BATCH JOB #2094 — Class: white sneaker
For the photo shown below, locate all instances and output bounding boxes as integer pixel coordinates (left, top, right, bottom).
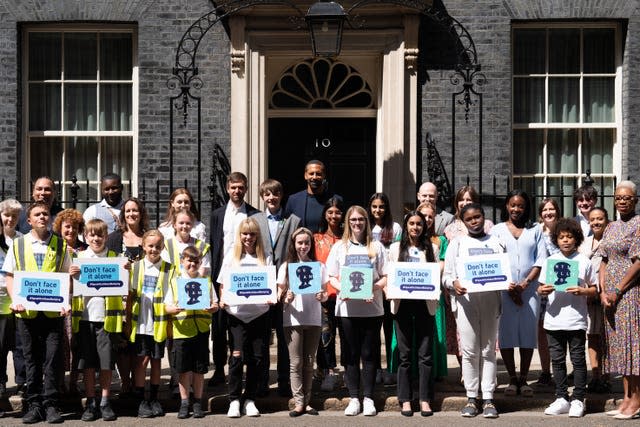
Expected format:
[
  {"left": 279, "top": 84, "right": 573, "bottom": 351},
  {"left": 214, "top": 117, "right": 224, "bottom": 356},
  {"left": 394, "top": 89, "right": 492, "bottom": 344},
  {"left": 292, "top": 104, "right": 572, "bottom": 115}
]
[
  {"left": 227, "top": 399, "right": 241, "bottom": 418},
  {"left": 243, "top": 399, "right": 260, "bottom": 417},
  {"left": 544, "top": 397, "right": 571, "bottom": 415},
  {"left": 362, "top": 397, "right": 377, "bottom": 416},
  {"left": 569, "top": 400, "right": 585, "bottom": 418},
  {"left": 344, "top": 398, "right": 361, "bottom": 416},
  {"left": 321, "top": 373, "right": 336, "bottom": 392}
]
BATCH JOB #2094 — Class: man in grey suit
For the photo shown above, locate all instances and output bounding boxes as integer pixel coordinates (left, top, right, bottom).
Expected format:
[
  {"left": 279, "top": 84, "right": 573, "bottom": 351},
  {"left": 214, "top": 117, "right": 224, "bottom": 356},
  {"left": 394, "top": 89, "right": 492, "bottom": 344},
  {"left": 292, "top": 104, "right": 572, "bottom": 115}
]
[
  {"left": 254, "top": 179, "right": 300, "bottom": 396},
  {"left": 417, "top": 181, "right": 454, "bottom": 235}
]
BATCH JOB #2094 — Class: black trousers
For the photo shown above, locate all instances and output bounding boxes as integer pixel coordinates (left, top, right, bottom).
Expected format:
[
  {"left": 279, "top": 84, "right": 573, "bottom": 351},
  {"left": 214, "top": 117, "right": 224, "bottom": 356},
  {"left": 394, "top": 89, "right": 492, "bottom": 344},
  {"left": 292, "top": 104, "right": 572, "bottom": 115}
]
[
  {"left": 13, "top": 318, "right": 26, "bottom": 384},
  {"left": 394, "top": 301, "right": 435, "bottom": 403},
  {"left": 227, "top": 312, "right": 270, "bottom": 401},
  {"left": 546, "top": 329, "right": 587, "bottom": 401},
  {"left": 211, "top": 308, "right": 228, "bottom": 373},
  {"left": 16, "top": 314, "right": 63, "bottom": 406},
  {"left": 340, "top": 316, "right": 383, "bottom": 398},
  {"left": 0, "top": 314, "right": 16, "bottom": 384},
  {"left": 259, "top": 304, "right": 290, "bottom": 389}
]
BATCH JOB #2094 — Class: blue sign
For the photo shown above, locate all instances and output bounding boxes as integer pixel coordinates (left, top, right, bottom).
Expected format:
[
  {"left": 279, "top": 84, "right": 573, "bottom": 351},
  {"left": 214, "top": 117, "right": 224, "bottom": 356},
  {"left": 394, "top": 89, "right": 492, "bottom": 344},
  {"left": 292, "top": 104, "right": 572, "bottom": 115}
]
[
  {"left": 225, "top": 266, "right": 277, "bottom": 305},
  {"left": 287, "top": 262, "right": 322, "bottom": 295},
  {"left": 387, "top": 262, "right": 441, "bottom": 300},
  {"left": 14, "top": 271, "right": 70, "bottom": 311},
  {"left": 456, "top": 253, "right": 512, "bottom": 292},
  {"left": 177, "top": 277, "right": 211, "bottom": 310},
  {"left": 73, "top": 257, "right": 129, "bottom": 296},
  {"left": 339, "top": 266, "right": 373, "bottom": 300}
]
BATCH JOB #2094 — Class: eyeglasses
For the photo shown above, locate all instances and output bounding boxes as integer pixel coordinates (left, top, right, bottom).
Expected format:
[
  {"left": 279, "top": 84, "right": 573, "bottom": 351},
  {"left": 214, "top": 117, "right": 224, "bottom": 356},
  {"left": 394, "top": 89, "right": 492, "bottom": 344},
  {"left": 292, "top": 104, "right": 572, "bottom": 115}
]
[
  {"left": 614, "top": 195, "right": 635, "bottom": 202},
  {"left": 349, "top": 217, "right": 366, "bottom": 223}
]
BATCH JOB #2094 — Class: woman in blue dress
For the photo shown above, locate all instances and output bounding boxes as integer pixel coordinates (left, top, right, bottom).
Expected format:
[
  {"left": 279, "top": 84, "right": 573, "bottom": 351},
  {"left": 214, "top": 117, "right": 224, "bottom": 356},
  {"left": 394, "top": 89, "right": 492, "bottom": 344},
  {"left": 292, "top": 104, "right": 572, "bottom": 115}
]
[{"left": 491, "top": 190, "right": 547, "bottom": 397}]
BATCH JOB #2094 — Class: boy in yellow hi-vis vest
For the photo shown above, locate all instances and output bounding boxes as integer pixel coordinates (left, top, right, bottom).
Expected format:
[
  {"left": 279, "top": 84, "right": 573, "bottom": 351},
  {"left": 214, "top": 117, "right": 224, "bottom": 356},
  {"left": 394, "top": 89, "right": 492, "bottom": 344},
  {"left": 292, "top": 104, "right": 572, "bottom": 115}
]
[
  {"left": 69, "top": 219, "right": 127, "bottom": 422},
  {"left": 165, "top": 246, "right": 218, "bottom": 419},
  {"left": 3, "top": 202, "right": 71, "bottom": 424},
  {"left": 125, "top": 230, "right": 176, "bottom": 418}
]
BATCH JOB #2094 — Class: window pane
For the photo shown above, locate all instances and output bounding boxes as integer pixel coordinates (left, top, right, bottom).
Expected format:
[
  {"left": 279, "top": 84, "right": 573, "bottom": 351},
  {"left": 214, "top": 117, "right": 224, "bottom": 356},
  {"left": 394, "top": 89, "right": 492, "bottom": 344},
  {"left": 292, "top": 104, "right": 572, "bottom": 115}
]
[
  {"left": 99, "top": 84, "right": 132, "bottom": 131},
  {"left": 64, "top": 33, "right": 97, "bottom": 80},
  {"left": 513, "top": 29, "right": 546, "bottom": 74},
  {"left": 584, "top": 77, "right": 614, "bottom": 123},
  {"left": 548, "top": 129, "right": 578, "bottom": 174},
  {"left": 549, "top": 78, "right": 579, "bottom": 122},
  {"left": 100, "top": 33, "right": 132, "bottom": 80},
  {"left": 66, "top": 137, "right": 98, "bottom": 182},
  {"left": 102, "top": 137, "right": 132, "bottom": 181},
  {"left": 584, "top": 28, "right": 615, "bottom": 73},
  {"left": 513, "top": 78, "right": 544, "bottom": 123},
  {"left": 513, "top": 129, "right": 543, "bottom": 174},
  {"left": 549, "top": 29, "right": 580, "bottom": 74},
  {"left": 582, "top": 129, "right": 614, "bottom": 174},
  {"left": 29, "top": 33, "right": 61, "bottom": 80},
  {"left": 29, "top": 84, "right": 61, "bottom": 130},
  {"left": 547, "top": 177, "right": 576, "bottom": 216},
  {"left": 64, "top": 84, "right": 97, "bottom": 130},
  {"left": 30, "top": 137, "right": 63, "bottom": 180}
]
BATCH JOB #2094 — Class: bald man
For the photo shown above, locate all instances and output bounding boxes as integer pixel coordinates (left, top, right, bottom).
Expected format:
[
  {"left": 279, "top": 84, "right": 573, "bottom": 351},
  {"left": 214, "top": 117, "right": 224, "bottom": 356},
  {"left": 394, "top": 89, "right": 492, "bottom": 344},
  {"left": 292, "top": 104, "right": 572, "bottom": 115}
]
[{"left": 417, "top": 181, "right": 454, "bottom": 235}]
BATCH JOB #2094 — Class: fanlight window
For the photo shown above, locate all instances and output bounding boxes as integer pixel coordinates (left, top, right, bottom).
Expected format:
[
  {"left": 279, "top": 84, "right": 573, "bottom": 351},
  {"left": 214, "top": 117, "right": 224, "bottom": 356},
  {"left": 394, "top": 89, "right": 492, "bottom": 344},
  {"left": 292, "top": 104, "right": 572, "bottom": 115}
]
[{"left": 270, "top": 58, "right": 374, "bottom": 109}]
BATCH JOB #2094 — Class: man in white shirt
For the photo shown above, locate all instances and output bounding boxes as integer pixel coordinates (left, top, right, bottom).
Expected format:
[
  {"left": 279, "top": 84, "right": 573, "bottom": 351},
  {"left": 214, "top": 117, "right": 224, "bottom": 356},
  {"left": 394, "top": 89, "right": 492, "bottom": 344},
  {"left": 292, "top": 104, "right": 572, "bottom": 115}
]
[
  {"left": 417, "top": 181, "right": 454, "bottom": 235},
  {"left": 573, "top": 186, "right": 597, "bottom": 238},
  {"left": 83, "top": 174, "right": 125, "bottom": 234}
]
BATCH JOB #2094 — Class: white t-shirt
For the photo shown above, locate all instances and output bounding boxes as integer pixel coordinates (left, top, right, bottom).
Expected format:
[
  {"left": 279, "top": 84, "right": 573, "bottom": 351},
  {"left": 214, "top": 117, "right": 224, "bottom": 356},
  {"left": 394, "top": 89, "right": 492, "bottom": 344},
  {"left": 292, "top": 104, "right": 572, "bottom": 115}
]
[
  {"left": 2, "top": 232, "right": 72, "bottom": 274},
  {"left": 217, "top": 253, "right": 272, "bottom": 323},
  {"left": 77, "top": 248, "right": 109, "bottom": 322},
  {"left": 130, "top": 258, "right": 167, "bottom": 336},
  {"left": 542, "top": 251, "right": 596, "bottom": 331},
  {"left": 277, "top": 261, "right": 327, "bottom": 327},
  {"left": 371, "top": 222, "right": 402, "bottom": 249},
  {"left": 326, "top": 240, "right": 387, "bottom": 318},
  {"left": 158, "top": 221, "right": 207, "bottom": 243}
]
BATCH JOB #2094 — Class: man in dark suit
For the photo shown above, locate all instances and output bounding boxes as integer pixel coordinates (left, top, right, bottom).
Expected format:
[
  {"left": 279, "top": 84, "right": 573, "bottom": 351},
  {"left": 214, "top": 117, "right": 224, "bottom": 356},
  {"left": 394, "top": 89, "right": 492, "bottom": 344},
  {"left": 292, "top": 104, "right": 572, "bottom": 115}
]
[
  {"left": 253, "top": 179, "right": 300, "bottom": 396},
  {"left": 284, "top": 160, "right": 342, "bottom": 233},
  {"left": 208, "top": 172, "right": 270, "bottom": 386}
]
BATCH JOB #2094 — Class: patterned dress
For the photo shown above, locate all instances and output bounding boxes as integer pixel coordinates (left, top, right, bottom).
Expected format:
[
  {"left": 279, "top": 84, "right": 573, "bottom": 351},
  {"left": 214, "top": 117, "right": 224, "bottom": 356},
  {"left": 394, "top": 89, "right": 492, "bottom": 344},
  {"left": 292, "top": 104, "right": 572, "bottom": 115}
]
[{"left": 598, "top": 215, "right": 640, "bottom": 376}]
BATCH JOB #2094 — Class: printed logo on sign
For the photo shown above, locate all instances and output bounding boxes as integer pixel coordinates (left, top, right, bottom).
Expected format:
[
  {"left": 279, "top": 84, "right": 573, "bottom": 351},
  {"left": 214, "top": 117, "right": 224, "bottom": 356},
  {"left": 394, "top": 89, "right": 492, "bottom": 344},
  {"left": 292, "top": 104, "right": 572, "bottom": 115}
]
[
  {"left": 231, "top": 272, "right": 273, "bottom": 298},
  {"left": 20, "top": 278, "right": 63, "bottom": 304},
  {"left": 395, "top": 269, "right": 436, "bottom": 293},
  {"left": 465, "top": 260, "right": 507, "bottom": 285},
  {"left": 81, "top": 264, "right": 124, "bottom": 290}
]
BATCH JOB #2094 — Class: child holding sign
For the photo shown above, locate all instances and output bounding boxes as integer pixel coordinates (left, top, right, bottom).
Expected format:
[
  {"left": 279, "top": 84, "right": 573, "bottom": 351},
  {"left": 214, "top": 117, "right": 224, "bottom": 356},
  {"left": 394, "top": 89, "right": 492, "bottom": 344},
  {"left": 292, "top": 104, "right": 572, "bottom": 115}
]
[
  {"left": 277, "top": 227, "right": 327, "bottom": 417},
  {"left": 125, "top": 230, "right": 177, "bottom": 418},
  {"left": 538, "top": 218, "right": 596, "bottom": 418},
  {"left": 3, "top": 201, "right": 71, "bottom": 424},
  {"left": 164, "top": 246, "right": 219, "bottom": 419},
  {"left": 387, "top": 210, "right": 438, "bottom": 417},
  {"left": 326, "top": 205, "right": 387, "bottom": 417},
  {"left": 218, "top": 217, "right": 273, "bottom": 418},
  {"left": 443, "top": 203, "right": 504, "bottom": 418},
  {"left": 69, "top": 219, "right": 126, "bottom": 421}
]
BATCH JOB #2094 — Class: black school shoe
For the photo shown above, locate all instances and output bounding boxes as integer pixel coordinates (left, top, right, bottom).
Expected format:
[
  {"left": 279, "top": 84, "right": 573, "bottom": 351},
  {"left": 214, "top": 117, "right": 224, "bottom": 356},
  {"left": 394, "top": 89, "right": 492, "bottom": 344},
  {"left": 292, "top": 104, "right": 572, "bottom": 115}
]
[
  {"left": 177, "top": 402, "right": 190, "bottom": 419},
  {"left": 81, "top": 401, "right": 100, "bottom": 422},
  {"left": 192, "top": 402, "right": 205, "bottom": 418},
  {"left": 45, "top": 406, "right": 64, "bottom": 424},
  {"left": 100, "top": 402, "right": 117, "bottom": 422},
  {"left": 22, "top": 405, "right": 44, "bottom": 424},
  {"left": 137, "top": 400, "right": 154, "bottom": 418}
]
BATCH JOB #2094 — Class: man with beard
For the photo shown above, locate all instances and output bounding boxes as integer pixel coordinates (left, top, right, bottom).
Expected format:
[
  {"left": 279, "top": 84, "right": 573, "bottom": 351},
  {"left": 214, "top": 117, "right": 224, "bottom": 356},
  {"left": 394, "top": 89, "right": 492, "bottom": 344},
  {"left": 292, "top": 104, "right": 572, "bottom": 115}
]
[
  {"left": 284, "top": 160, "right": 342, "bottom": 233},
  {"left": 83, "top": 174, "right": 125, "bottom": 234}
]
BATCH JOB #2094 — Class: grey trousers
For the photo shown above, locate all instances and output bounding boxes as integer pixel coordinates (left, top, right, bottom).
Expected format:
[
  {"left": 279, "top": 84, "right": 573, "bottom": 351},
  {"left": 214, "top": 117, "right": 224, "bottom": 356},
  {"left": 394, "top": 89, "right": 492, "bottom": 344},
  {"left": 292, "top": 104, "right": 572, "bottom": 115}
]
[{"left": 284, "top": 325, "right": 321, "bottom": 407}]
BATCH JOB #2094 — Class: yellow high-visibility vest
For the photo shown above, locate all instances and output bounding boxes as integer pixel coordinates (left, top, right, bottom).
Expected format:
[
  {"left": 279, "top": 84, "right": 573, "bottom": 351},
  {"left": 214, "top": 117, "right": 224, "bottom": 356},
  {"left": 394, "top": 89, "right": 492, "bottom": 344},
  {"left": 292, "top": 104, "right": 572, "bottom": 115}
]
[
  {"left": 129, "top": 260, "right": 175, "bottom": 343},
  {"left": 169, "top": 275, "right": 212, "bottom": 339},
  {"left": 164, "top": 238, "right": 210, "bottom": 266}
]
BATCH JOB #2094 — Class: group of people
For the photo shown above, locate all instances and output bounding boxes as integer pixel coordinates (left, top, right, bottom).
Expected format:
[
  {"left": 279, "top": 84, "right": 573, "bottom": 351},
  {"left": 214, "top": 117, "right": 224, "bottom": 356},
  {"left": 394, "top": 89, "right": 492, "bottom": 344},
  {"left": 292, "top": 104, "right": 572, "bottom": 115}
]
[{"left": 0, "top": 162, "right": 638, "bottom": 423}]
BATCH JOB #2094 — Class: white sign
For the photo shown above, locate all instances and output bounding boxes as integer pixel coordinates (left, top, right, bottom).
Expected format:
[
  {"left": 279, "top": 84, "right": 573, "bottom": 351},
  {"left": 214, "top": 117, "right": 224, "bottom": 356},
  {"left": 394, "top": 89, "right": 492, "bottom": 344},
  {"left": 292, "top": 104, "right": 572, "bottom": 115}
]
[
  {"left": 73, "top": 257, "right": 130, "bottom": 296},
  {"left": 455, "top": 252, "right": 512, "bottom": 292},
  {"left": 223, "top": 265, "right": 277, "bottom": 305},
  {"left": 14, "top": 271, "right": 70, "bottom": 312},
  {"left": 386, "top": 262, "right": 441, "bottom": 300}
]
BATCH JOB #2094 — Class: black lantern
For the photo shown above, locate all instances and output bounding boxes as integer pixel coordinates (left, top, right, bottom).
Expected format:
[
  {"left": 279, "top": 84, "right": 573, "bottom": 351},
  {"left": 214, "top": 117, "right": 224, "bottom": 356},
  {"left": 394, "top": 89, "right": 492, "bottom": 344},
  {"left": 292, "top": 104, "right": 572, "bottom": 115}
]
[{"left": 305, "top": 1, "right": 347, "bottom": 57}]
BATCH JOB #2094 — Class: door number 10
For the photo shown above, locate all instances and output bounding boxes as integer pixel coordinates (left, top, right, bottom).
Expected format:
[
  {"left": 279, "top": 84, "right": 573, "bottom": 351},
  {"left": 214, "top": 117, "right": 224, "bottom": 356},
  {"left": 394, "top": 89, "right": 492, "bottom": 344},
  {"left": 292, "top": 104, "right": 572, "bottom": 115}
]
[{"left": 315, "top": 138, "right": 331, "bottom": 148}]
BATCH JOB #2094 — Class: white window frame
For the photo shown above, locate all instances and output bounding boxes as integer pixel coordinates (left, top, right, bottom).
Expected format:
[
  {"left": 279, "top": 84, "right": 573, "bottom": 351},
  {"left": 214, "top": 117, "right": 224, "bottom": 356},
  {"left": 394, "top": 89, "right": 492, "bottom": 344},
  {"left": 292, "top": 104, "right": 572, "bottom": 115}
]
[
  {"left": 511, "top": 22, "right": 622, "bottom": 209},
  {"left": 21, "top": 23, "right": 138, "bottom": 203}
]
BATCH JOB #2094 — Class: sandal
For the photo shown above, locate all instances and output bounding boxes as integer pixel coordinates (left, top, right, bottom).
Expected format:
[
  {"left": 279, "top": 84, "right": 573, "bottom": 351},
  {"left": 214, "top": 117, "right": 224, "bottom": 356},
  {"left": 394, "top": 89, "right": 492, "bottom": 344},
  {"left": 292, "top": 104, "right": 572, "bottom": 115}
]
[
  {"left": 520, "top": 376, "right": 533, "bottom": 397},
  {"left": 504, "top": 377, "right": 518, "bottom": 396}
]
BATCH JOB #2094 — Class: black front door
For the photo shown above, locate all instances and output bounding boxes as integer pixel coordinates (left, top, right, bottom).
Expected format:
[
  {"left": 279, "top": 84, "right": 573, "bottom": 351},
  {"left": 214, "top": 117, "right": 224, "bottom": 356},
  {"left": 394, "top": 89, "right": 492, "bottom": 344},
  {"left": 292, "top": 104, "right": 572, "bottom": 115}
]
[{"left": 268, "top": 117, "right": 376, "bottom": 208}]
